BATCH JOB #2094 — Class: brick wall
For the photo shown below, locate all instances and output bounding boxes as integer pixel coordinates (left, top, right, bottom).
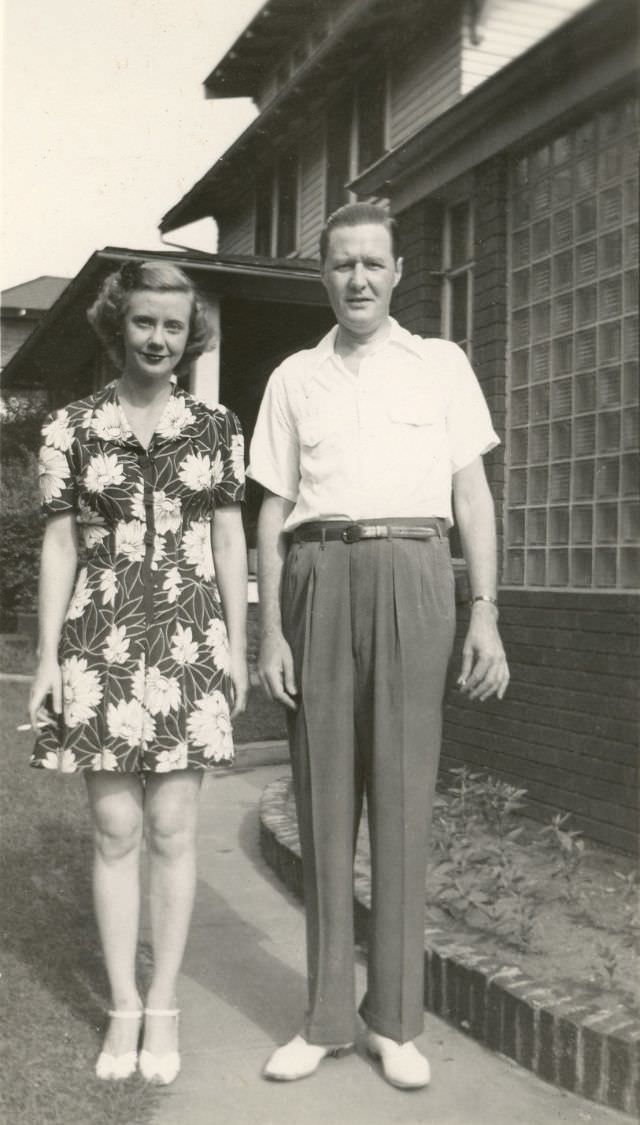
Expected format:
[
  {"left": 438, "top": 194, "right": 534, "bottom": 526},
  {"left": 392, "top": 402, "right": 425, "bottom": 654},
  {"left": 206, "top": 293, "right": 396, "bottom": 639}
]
[{"left": 442, "top": 590, "right": 639, "bottom": 853}]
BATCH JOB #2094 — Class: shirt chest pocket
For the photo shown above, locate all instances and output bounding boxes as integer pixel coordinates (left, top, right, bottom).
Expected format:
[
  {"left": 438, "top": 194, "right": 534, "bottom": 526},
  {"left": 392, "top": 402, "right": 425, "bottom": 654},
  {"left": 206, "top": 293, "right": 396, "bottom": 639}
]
[
  {"left": 299, "top": 407, "right": 347, "bottom": 448},
  {"left": 389, "top": 393, "right": 437, "bottom": 428}
]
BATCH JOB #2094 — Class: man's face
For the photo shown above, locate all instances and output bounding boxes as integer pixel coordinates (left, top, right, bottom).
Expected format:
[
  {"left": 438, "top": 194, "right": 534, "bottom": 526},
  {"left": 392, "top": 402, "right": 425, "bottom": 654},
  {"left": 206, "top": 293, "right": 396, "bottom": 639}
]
[{"left": 321, "top": 222, "right": 403, "bottom": 340}]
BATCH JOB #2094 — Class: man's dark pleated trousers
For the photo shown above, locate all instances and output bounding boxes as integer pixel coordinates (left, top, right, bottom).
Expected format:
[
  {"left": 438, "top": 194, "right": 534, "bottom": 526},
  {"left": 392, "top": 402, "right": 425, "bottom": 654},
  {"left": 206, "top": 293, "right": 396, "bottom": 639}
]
[{"left": 282, "top": 534, "right": 456, "bottom": 1046}]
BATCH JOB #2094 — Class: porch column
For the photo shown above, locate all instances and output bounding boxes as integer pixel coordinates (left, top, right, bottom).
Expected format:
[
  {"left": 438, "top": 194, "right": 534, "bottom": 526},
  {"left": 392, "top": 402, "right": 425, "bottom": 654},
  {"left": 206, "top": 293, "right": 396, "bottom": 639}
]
[{"left": 189, "top": 295, "right": 220, "bottom": 406}]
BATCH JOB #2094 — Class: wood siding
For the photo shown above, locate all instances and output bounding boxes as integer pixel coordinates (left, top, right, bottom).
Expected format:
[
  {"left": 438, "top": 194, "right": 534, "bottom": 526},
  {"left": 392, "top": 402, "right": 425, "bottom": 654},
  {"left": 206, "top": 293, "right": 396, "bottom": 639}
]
[
  {"left": 461, "top": 0, "right": 593, "bottom": 96},
  {"left": 298, "top": 126, "right": 326, "bottom": 258},
  {"left": 389, "top": 16, "right": 461, "bottom": 148},
  {"left": 217, "top": 195, "right": 255, "bottom": 257}
]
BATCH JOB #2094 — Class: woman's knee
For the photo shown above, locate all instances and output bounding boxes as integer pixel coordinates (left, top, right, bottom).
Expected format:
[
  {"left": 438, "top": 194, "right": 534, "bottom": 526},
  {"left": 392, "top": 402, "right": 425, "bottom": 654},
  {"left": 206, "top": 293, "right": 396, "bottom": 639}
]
[
  {"left": 86, "top": 774, "right": 143, "bottom": 863},
  {"left": 93, "top": 815, "right": 142, "bottom": 863},
  {"left": 145, "top": 772, "right": 201, "bottom": 861}
]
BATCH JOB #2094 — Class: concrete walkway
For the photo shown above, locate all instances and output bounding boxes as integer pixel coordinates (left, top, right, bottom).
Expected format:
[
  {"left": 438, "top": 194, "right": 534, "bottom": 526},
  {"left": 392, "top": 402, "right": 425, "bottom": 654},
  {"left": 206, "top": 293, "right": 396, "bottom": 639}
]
[{"left": 150, "top": 751, "right": 628, "bottom": 1125}]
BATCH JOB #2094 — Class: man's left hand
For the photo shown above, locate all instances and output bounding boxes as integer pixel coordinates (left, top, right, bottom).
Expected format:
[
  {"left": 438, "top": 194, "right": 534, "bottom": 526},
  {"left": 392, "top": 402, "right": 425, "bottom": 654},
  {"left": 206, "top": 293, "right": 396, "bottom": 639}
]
[{"left": 457, "top": 604, "right": 509, "bottom": 702}]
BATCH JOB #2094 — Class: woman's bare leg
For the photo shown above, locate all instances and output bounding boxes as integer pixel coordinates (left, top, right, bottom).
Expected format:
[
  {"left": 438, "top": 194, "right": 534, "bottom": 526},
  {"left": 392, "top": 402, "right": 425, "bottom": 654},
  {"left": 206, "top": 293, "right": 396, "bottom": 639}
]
[
  {"left": 142, "top": 769, "right": 202, "bottom": 1055},
  {"left": 85, "top": 772, "right": 144, "bottom": 1056}
]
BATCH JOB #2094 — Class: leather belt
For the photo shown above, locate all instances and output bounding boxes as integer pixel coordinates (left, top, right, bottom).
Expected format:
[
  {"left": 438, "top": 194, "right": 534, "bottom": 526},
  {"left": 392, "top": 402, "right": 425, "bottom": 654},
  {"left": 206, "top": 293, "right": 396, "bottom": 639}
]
[{"left": 291, "top": 518, "right": 447, "bottom": 544}]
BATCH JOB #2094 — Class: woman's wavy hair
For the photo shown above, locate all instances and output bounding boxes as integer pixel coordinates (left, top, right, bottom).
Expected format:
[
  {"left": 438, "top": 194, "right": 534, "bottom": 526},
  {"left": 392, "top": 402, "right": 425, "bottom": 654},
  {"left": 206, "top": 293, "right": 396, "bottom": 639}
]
[{"left": 86, "top": 259, "right": 216, "bottom": 376}]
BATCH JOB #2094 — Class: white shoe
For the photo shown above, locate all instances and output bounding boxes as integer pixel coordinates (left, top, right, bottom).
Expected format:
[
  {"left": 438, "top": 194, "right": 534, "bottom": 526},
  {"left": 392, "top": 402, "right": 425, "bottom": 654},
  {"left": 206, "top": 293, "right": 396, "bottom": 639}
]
[
  {"left": 138, "top": 1008, "right": 180, "bottom": 1086},
  {"left": 263, "top": 1033, "right": 353, "bottom": 1081},
  {"left": 95, "top": 1009, "right": 142, "bottom": 1081},
  {"left": 365, "top": 1029, "right": 430, "bottom": 1089}
]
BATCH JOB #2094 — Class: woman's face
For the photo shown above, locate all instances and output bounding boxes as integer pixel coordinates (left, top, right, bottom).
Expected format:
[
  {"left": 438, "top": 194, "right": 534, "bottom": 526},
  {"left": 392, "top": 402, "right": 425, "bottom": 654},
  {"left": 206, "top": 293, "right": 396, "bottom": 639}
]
[{"left": 121, "top": 289, "right": 192, "bottom": 382}]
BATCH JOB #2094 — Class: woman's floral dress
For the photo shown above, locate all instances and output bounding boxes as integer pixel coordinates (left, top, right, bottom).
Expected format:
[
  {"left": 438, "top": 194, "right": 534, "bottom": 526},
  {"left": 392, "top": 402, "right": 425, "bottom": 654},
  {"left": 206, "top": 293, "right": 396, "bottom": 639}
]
[{"left": 31, "top": 381, "right": 245, "bottom": 774}]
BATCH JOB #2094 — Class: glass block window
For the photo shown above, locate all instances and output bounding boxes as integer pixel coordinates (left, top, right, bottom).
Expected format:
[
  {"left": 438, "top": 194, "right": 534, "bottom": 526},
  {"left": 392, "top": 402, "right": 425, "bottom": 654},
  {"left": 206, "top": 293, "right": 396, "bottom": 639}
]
[
  {"left": 506, "top": 97, "right": 639, "bottom": 590},
  {"left": 442, "top": 200, "right": 474, "bottom": 355}
]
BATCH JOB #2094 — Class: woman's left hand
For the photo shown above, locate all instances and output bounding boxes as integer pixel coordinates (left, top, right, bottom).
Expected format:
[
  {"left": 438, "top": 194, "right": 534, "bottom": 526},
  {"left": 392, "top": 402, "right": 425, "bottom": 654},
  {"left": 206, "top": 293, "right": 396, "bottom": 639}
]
[{"left": 229, "top": 650, "right": 249, "bottom": 718}]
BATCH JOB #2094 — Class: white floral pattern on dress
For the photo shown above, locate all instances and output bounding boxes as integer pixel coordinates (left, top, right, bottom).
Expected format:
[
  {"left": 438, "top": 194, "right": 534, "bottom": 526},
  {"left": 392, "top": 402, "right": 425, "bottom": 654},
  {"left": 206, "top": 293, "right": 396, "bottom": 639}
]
[
  {"left": 178, "top": 452, "right": 211, "bottom": 492},
  {"left": 205, "top": 618, "right": 231, "bottom": 673},
  {"left": 187, "top": 691, "right": 233, "bottom": 762},
  {"left": 170, "top": 623, "right": 199, "bottom": 665},
  {"left": 115, "top": 519, "right": 146, "bottom": 562},
  {"left": 66, "top": 568, "right": 92, "bottom": 620},
  {"left": 155, "top": 743, "right": 189, "bottom": 772},
  {"left": 163, "top": 567, "right": 182, "bottom": 604},
  {"left": 85, "top": 452, "right": 125, "bottom": 494},
  {"left": 230, "top": 434, "right": 245, "bottom": 483},
  {"left": 91, "top": 402, "right": 132, "bottom": 444},
  {"left": 103, "top": 625, "right": 130, "bottom": 664},
  {"left": 107, "top": 698, "right": 155, "bottom": 748},
  {"left": 154, "top": 492, "right": 182, "bottom": 534},
  {"left": 42, "top": 409, "right": 73, "bottom": 452},
  {"left": 33, "top": 383, "right": 244, "bottom": 774},
  {"left": 99, "top": 569, "right": 117, "bottom": 607},
  {"left": 144, "top": 666, "right": 181, "bottom": 716},
  {"left": 181, "top": 519, "right": 214, "bottom": 580},
  {"left": 62, "top": 656, "right": 103, "bottom": 728},
  {"left": 38, "top": 445, "right": 70, "bottom": 502},
  {"left": 157, "top": 397, "right": 195, "bottom": 439}
]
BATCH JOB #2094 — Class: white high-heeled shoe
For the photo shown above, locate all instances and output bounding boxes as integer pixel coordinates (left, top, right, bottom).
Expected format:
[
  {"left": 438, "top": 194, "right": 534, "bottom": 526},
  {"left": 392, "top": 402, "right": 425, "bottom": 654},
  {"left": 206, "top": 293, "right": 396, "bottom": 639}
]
[
  {"left": 95, "top": 1009, "right": 143, "bottom": 1081},
  {"left": 138, "top": 1008, "right": 181, "bottom": 1086}
]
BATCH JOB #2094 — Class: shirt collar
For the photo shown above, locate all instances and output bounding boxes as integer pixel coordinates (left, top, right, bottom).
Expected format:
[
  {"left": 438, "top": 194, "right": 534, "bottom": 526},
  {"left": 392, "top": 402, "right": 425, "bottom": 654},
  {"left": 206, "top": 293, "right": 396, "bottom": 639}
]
[{"left": 313, "top": 317, "right": 425, "bottom": 368}]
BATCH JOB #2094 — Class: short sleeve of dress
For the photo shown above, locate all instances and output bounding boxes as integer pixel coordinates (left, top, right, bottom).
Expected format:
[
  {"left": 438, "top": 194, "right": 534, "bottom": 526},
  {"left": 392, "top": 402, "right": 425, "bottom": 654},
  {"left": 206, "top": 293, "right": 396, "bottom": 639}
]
[
  {"left": 444, "top": 344, "right": 500, "bottom": 472},
  {"left": 247, "top": 366, "right": 300, "bottom": 501},
  {"left": 37, "top": 407, "right": 79, "bottom": 517},
  {"left": 212, "top": 408, "right": 246, "bottom": 506}
]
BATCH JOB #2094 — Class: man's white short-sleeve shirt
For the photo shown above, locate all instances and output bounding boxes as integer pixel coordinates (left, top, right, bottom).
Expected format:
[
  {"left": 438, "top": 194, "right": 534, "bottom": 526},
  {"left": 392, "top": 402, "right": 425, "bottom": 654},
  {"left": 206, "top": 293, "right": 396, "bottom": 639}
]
[{"left": 248, "top": 318, "right": 499, "bottom": 531}]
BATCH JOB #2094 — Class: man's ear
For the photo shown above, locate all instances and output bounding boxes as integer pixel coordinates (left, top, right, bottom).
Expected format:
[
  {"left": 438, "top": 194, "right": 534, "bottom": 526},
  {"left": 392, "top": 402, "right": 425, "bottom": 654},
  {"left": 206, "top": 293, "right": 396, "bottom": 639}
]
[{"left": 393, "top": 256, "right": 404, "bottom": 288}]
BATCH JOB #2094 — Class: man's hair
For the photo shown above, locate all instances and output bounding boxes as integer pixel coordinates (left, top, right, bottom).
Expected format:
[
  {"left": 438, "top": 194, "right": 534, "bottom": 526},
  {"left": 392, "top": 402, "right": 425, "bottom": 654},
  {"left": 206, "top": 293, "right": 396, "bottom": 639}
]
[
  {"left": 86, "top": 260, "right": 216, "bottom": 375},
  {"left": 319, "top": 202, "right": 399, "bottom": 263}
]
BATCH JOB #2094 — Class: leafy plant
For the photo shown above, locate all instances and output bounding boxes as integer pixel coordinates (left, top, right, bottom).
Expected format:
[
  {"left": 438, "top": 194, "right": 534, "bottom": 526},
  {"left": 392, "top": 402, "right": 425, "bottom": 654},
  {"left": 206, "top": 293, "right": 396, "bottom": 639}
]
[{"left": 541, "top": 813, "right": 586, "bottom": 901}]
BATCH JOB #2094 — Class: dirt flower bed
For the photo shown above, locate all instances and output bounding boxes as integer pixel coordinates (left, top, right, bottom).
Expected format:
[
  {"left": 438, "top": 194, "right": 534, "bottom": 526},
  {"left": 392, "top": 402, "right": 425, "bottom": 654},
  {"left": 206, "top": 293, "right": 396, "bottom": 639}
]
[{"left": 356, "top": 768, "right": 639, "bottom": 1019}]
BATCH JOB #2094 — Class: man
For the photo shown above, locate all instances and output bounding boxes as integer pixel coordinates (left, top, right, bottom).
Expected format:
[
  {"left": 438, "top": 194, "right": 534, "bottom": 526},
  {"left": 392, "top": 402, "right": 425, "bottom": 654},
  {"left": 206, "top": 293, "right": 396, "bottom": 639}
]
[{"left": 249, "top": 202, "right": 508, "bottom": 1089}]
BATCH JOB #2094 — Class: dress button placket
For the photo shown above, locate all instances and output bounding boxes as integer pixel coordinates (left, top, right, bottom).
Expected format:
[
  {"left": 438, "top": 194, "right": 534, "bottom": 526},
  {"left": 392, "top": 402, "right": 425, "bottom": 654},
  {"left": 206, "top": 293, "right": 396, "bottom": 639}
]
[{"left": 139, "top": 450, "right": 156, "bottom": 624}]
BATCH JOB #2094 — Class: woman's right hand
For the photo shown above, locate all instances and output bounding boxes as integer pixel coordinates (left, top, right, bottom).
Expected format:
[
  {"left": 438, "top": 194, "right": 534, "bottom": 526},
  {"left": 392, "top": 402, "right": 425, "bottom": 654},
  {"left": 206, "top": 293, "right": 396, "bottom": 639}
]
[{"left": 29, "top": 657, "right": 62, "bottom": 732}]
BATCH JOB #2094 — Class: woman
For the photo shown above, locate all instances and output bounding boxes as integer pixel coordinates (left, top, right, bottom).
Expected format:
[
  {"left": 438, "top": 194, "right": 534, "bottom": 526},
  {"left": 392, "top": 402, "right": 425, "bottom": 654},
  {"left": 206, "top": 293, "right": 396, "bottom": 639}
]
[{"left": 29, "top": 260, "right": 248, "bottom": 1085}]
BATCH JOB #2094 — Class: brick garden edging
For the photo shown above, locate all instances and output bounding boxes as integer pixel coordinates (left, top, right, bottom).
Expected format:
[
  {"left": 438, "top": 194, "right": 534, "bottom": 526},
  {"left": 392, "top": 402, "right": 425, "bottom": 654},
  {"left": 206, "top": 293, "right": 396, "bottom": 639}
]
[{"left": 259, "top": 775, "right": 639, "bottom": 1118}]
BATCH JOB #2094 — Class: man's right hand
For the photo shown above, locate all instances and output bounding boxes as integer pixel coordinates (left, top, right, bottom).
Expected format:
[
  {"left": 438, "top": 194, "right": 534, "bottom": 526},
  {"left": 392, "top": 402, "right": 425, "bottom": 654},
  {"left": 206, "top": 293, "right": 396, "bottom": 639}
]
[{"left": 258, "top": 629, "right": 298, "bottom": 710}]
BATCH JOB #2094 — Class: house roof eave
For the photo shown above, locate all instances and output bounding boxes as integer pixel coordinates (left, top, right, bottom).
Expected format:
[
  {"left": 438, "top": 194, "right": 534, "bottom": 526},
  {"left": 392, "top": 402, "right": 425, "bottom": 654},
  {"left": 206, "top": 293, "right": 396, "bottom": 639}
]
[
  {"left": 350, "top": 0, "right": 639, "bottom": 200},
  {"left": 1, "top": 247, "right": 326, "bottom": 391},
  {"left": 160, "top": 0, "right": 443, "bottom": 233}
]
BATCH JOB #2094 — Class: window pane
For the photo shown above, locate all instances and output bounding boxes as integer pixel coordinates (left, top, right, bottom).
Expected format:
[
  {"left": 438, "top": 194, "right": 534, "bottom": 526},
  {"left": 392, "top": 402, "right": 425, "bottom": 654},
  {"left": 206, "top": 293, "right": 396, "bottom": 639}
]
[
  {"left": 325, "top": 100, "right": 351, "bottom": 216},
  {"left": 529, "top": 465, "right": 549, "bottom": 503},
  {"left": 450, "top": 202, "right": 471, "bottom": 268},
  {"left": 595, "top": 504, "right": 618, "bottom": 542},
  {"left": 549, "top": 508, "right": 569, "bottom": 543},
  {"left": 255, "top": 176, "right": 273, "bottom": 256},
  {"left": 277, "top": 151, "right": 298, "bottom": 256},
  {"left": 505, "top": 550, "right": 525, "bottom": 584},
  {"left": 451, "top": 272, "right": 469, "bottom": 343},
  {"left": 621, "top": 548, "right": 640, "bottom": 588},
  {"left": 510, "top": 468, "right": 527, "bottom": 504},
  {"left": 549, "top": 549, "right": 569, "bottom": 585},
  {"left": 357, "top": 69, "right": 386, "bottom": 172}
]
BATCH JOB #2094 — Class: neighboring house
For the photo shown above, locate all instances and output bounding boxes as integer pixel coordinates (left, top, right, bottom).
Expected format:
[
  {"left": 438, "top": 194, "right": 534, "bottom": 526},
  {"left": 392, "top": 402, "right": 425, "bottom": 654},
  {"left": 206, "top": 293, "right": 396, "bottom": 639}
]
[
  {"left": 1, "top": 276, "right": 69, "bottom": 369},
  {"left": 160, "top": 0, "right": 639, "bottom": 851}
]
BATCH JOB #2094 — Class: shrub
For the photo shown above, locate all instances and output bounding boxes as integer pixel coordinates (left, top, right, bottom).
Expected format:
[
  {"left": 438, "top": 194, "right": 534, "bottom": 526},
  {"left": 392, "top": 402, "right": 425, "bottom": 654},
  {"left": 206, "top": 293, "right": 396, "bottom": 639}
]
[{"left": 1, "top": 412, "right": 43, "bottom": 625}]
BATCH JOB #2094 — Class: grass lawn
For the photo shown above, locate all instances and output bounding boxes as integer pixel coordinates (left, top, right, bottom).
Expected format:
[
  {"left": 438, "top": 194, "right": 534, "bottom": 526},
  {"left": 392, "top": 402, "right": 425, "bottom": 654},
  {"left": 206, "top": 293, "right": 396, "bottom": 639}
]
[
  {"left": 0, "top": 667, "right": 286, "bottom": 1125},
  {"left": 1, "top": 681, "right": 158, "bottom": 1125}
]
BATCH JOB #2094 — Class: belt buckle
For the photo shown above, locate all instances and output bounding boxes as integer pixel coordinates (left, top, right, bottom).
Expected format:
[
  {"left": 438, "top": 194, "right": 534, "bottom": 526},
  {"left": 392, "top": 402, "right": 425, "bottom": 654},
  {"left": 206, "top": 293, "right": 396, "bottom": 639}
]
[{"left": 342, "top": 523, "right": 363, "bottom": 543}]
